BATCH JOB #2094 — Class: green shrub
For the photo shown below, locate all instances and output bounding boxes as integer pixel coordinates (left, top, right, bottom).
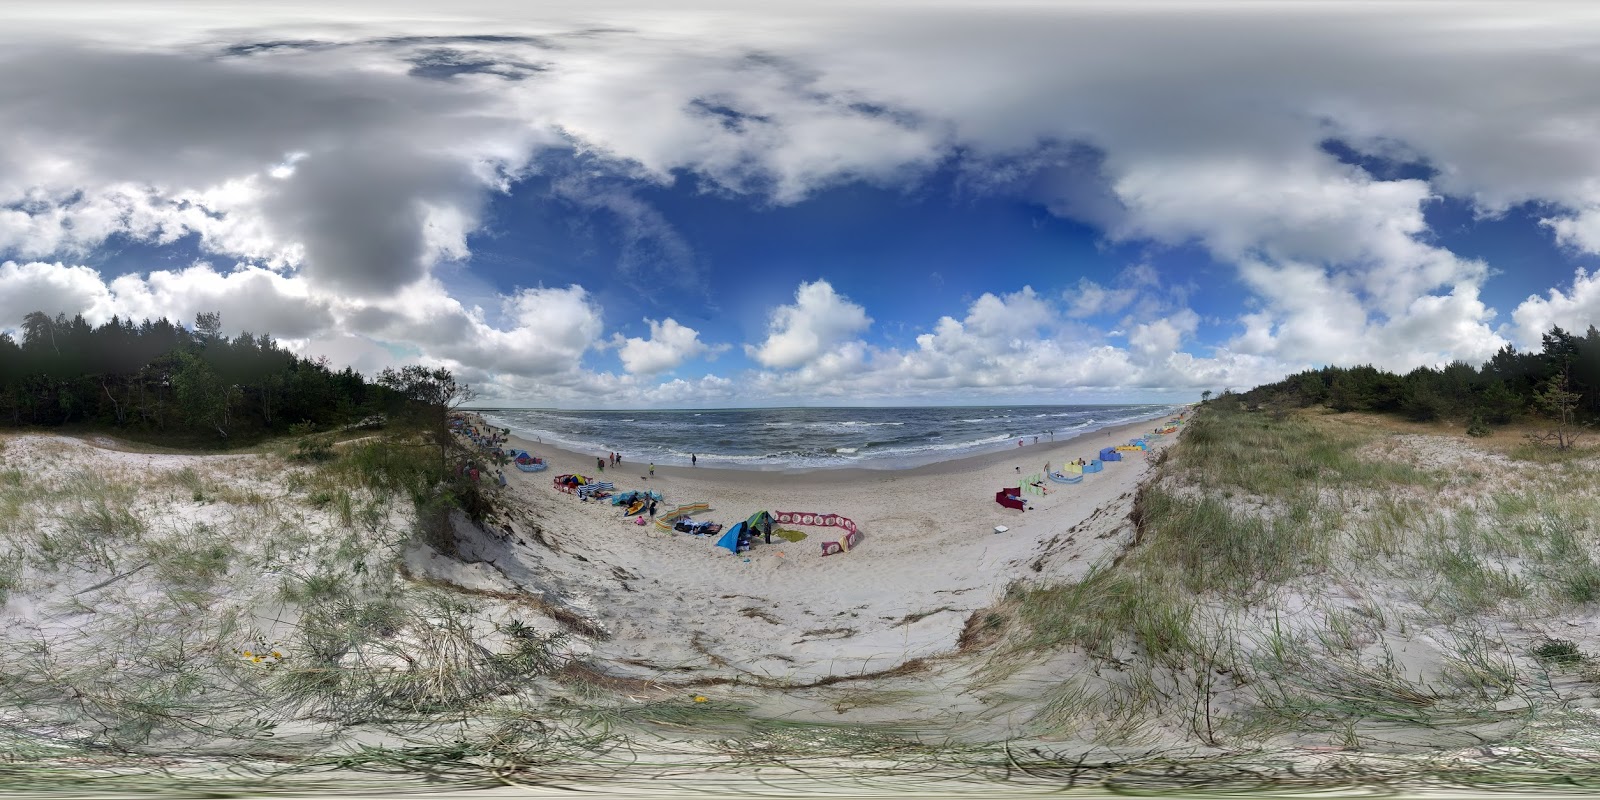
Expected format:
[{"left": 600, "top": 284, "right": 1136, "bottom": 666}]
[
  {"left": 293, "top": 435, "right": 335, "bottom": 463},
  {"left": 1466, "top": 413, "right": 1491, "bottom": 437}
]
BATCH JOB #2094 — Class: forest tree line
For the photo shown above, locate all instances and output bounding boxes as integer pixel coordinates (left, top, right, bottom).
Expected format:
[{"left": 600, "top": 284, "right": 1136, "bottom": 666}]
[
  {"left": 1231, "top": 325, "right": 1600, "bottom": 432},
  {"left": 0, "top": 310, "right": 452, "bottom": 443}
]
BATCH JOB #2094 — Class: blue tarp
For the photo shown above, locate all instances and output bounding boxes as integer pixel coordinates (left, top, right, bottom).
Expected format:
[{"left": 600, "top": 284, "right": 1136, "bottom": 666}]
[
  {"left": 715, "top": 521, "right": 747, "bottom": 554},
  {"left": 1099, "top": 447, "right": 1121, "bottom": 461}
]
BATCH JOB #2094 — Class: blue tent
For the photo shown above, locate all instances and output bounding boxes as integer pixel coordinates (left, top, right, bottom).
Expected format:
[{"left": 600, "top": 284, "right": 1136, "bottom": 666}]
[
  {"left": 715, "top": 521, "right": 748, "bottom": 554},
  {"left": 1099, "top": 447, "right": 1121, "bottom": 462}
]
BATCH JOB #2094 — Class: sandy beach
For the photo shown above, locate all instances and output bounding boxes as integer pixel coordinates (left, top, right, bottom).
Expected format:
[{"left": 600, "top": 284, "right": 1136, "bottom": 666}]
[{"left": 418, "top": 413, "right": 1184, "bottom": 686}]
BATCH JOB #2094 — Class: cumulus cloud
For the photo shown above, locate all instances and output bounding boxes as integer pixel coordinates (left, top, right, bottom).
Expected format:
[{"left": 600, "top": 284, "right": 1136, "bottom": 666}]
[
  {"left": 1511, "top": 268, "right": 1600, "bottom": 349},
  {"left": 8, "top": 3, "right": 1600, "bottom": 402},
  {"left": 0, "top": 261, "right": 115, "bottom": 328},
  {"left": 0, "top": 42, "right": 545, "bottom": 297},
  {"left": 615, "top": 317, "right": 715, "bottom": 375},
  {"left": 746, "top": 280, "right": 872, "bottom": 370}
]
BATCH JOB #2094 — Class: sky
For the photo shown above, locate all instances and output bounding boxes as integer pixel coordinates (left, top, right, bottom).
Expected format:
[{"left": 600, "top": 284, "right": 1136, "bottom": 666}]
[{"left": 4, "top": 1, "right": 1600, "bottom": 408}]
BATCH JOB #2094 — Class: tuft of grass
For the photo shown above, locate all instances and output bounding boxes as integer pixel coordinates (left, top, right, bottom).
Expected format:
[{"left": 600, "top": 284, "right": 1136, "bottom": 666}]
[
  {"left": 144, "top": 529, "right": 236, "bottom": 589},
  {"left": 1135, "top": 485, "right": 1325, "bottom": 594},
  {"left": 1530, "top": 638, "right": 1585, "bottom": 667},
  {"left": 1010, "top": 566, "right": 1196, "bottom": 665}
]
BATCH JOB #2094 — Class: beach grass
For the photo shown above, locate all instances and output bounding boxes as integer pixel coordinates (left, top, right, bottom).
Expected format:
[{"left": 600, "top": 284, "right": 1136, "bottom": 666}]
[
  {"left": 994, "top": 401, "right": 1600, "bottom": 761},
  {"left": 12, "top": 411, "right": 1600, "bottom": 794}
]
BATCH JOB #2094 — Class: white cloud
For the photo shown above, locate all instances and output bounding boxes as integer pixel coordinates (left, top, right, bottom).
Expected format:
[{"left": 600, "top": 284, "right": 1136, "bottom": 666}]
[
  {"left": 746, "top": 280, "right": 872, "bottom": 370},
  {"left": 8, "top": 4, "right": 1600, "bottom": 401},
  {"left": 0, "top": 261, "right": 116, "bottom": 328},
  {"left": 615, "top": 318, "right": 715, "bottom": 375},
  {"left": 1511, "top": 268, "right": 1600, "bottom": 348},
  {"left": 1543, "top": 208, "right": 1600, "bottom": 255}
]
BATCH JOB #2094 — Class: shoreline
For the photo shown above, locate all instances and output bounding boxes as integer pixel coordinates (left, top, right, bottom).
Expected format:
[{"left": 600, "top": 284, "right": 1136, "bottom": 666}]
[
  {"left": 476, "top": 406, "right": 1185, "bottom": 480},
  {"left": 437, "top": 404, "right": 1187, "bottom": 688},
  {"left": 487, "top": 413, "right": 1180, "bottom": 486}
]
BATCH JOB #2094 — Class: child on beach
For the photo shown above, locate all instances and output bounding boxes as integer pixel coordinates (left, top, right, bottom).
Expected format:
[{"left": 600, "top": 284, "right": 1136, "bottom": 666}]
[{"left": 597, "top": 457, "right": 605, "bottom": 472}]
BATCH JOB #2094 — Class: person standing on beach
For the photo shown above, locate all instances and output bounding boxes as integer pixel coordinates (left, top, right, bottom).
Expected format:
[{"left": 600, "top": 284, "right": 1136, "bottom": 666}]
[
  {"left": 649, "top": 462, "right": 655, "bottom": 477},
  {"left": 597, "top": 457, "right": 605, "bottom": 472},
  {"left": 691, "top": 453, "right": 697, "bottom": 466},
  {"left": 648, "top": 499, "right": 658, "bottom": 517}
]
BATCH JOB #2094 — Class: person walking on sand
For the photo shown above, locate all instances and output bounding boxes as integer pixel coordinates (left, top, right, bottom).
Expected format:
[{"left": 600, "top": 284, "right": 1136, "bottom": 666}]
[{"left": 649, "top": 462, "right": 655, "bottom": 477}]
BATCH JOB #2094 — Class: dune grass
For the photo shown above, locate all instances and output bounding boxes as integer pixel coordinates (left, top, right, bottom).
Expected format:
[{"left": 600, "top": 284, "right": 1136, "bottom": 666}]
[
  {"left": 11, "top": 415, "right": 1600, "bottom": 793},
  {"left": 997, "top": 403, "right": 1600, "bottom": 758}
]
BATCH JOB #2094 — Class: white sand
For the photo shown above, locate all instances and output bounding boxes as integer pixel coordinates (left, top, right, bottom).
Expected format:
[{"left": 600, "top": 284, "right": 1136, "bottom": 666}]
[{"left": 418, "top": 414, "right": 1185, "bottom": 685}]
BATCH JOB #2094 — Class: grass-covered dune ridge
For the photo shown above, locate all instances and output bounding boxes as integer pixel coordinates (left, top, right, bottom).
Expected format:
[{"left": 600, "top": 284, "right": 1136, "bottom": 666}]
[
  {"left": 6, "top": 403, "right": 1600, "bottom": 794},
  {"left": 992, "top": 403, "right": 1600, "bottom": 760}
]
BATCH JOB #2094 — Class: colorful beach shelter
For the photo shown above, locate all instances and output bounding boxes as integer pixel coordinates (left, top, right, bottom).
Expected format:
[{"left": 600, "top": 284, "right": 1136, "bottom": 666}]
[
  {"left": 746, "top": 510, "right": 774, "bottom": 531},
  {"left": 1099, "top": 447, "right": 1121, "bottom": 462},
  {"left": 715, "top": 521, "right": 748, "bottom": 553},
  {"left": 995, "top": 488, "right": 1026, "bottom": 511}
]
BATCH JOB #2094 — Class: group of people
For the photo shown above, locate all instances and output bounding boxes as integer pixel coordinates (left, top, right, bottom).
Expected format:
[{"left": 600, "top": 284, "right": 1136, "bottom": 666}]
[{"left": 597, "top": 451, "right": 623, "bottom": 472}]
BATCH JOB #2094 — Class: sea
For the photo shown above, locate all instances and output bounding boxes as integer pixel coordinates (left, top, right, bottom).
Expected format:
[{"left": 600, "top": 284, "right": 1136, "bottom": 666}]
[{"left": 478, "top": 404, "right": 1183, "bottom": 471}]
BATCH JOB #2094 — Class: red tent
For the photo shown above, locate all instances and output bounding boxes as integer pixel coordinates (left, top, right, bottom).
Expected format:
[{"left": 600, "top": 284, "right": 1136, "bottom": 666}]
[{"left": 995, "top": 487, "right": 1026, "bottom": 511}]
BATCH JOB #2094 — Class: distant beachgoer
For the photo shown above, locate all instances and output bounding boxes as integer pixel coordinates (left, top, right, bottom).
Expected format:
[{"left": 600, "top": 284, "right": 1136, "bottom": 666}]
[
  {"left": 1049, "top": 431, "right": 1054, "bottom": 441},
  {"left": 648, "top": 499, "right": 658, "bottom": 517},
  {"left": 691, "top": 453, "right": 697, "bottom": 466},
  {"left": 1017, "top": 439, "right": 1024, "bottom": 447},
  {"left": 649, "top": 462, "right": 655, "bottom": 476},
  {"left": 763, "top": 519, "right": 773, "bottom": 544},
  {"left": 1033, "top": 436, "right": 1039, "bottom": 444},
  {"left": 617, "top": 453, "right": 623, "bottom": 465},
  {"left": 597, "top": 457, "right": 605, "bottom": 472},
  {"left": 1015, "top": 465, "right": 1021, "bottom": 473}
]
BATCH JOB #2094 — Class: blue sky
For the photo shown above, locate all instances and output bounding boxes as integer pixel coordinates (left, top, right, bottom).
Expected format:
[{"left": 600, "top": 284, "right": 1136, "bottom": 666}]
[{"left": 3, "top": 1, "right": 1600, "bottom": 407}]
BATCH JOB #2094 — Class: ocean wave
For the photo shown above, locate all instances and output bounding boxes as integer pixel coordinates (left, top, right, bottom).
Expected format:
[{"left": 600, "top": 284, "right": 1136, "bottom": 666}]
[{"left": 482, "top": 405, "right": 1182, "bottom": 470}]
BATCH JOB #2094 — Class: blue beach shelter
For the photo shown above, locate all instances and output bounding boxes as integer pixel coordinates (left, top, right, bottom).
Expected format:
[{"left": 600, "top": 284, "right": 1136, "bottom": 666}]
[
  {"left": 1099, "top": 447, "right": 1121, "bottom": 462},
  {"left": 715, "top": 521, "right": 748, "bottom": 554},
  {"left": 1084, "top": 459, "right": 1103, "bottom": 473}
]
